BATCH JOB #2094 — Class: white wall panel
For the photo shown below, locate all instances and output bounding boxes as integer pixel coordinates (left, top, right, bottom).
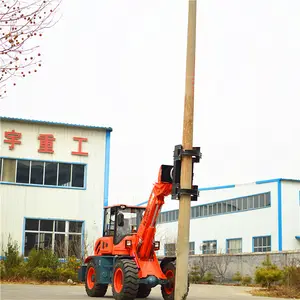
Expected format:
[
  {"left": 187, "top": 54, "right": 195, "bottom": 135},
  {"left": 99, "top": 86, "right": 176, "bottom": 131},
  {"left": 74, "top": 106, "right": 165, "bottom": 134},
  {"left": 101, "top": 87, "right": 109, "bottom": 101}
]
[{"left": 281, "top": 181, "right": 300, "bottom": 251}]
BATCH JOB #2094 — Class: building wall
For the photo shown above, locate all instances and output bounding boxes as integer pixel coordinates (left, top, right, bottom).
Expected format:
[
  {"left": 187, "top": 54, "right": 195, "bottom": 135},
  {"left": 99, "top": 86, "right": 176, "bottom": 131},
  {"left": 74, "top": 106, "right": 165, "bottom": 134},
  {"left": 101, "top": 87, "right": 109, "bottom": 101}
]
[
  {"left": 281, "top": 181, "right": 300, "bottom": 251},
  {"left": 155, "top": 181, "right": 279, "bottom": 256},
  {"left": 0, "top": 119, "right": 111, "bottom": 257}
]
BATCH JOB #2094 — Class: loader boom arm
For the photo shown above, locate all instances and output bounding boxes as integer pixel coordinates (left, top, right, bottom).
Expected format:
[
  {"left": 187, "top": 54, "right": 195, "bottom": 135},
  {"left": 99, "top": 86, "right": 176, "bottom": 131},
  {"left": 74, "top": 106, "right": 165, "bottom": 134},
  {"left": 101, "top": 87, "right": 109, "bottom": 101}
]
[{"left": 136, "top": 167, "right": 172, "bottom": 259}]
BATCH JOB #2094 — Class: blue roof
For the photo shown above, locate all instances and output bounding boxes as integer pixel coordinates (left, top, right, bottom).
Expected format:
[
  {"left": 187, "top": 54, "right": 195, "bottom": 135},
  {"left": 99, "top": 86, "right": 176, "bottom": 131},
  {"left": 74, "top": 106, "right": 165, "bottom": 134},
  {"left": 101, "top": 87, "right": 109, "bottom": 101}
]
[{"left": 0, "top": 116, "right": 112, "bottom": 132}]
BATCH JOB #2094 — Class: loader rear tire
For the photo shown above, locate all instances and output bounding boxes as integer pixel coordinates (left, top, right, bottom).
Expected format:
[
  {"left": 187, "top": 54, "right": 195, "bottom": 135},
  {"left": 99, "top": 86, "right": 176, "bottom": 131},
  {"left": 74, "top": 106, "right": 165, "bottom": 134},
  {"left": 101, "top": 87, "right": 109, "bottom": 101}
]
[
  {"left": 161, "top": 261, "right": 190, "bottom": 300},
  {"left": 136, "top": 284, "right": 151, "bottom": 298},
  {"left": 112, "top": 258, "right": 139, "bottom": 300},
  {"left": 85, "top": 261, "right": 108, "bottom": 297}
]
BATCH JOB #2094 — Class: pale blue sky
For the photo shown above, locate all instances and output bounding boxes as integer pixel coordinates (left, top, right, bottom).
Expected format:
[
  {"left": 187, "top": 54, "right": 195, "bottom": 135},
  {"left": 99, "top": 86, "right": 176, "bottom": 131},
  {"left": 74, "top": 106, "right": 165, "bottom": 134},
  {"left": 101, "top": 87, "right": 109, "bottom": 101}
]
[{"left": 1, "top": 0, "right": 300, "bottom": 205}]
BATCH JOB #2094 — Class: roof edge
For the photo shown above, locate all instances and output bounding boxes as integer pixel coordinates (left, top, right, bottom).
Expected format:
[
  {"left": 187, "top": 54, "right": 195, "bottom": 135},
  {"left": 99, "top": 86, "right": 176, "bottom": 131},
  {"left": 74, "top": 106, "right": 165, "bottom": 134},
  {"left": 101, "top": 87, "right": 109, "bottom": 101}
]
[
  {"left": 135, "top": 178, "right": 300, "bottom": 206},
  {"left": 0, "top": 116, "right": 113, "bottom": 132}
]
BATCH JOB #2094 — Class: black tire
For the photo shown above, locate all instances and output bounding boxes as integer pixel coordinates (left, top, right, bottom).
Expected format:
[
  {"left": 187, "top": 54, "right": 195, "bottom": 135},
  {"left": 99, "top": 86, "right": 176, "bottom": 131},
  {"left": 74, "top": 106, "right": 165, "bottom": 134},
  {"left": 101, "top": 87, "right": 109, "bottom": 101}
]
[
  {"left": 136, "top": 284, "right": 151, "bottom": 298},
  {"left": 85, "top": 261, "right": 108, "bottom": 297},
  {"left": 161, "top": 261, "right": 190, "bottom": 300},
  {"left": 112, "top": 258, "right": 139, "bottom": 300}
]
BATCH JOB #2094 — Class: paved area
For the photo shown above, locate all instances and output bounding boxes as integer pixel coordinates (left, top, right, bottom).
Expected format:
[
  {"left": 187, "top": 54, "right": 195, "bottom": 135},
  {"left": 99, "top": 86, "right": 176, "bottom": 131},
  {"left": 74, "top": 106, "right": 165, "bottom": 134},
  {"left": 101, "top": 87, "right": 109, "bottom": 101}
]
[{"left": 0, "top": 283, "right": 286, "bottom": 300}]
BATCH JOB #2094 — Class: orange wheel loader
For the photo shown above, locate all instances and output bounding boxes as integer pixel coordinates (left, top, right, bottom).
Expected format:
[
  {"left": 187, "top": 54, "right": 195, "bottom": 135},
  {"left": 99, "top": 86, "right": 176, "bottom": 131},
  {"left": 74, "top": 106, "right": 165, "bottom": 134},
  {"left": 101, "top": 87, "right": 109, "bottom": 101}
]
[{"left": 78, "top": 146, "right": 201, "bottom": 300}]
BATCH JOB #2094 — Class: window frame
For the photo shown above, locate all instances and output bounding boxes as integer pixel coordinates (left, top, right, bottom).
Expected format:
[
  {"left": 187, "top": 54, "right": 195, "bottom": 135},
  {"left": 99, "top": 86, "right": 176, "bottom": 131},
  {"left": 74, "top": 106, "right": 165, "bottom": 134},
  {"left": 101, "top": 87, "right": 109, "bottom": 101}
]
[
  {"left": 226, "top": 238, "right": 242, "bottom": 254},
  {"left": 0, "top": 157, "right": 87, "bottom": 190},
  {"left": 202, "top": 240, "right": 217, "bottom": 254},
  {"left": 23, "top": 217, "right": 85, "bottom": 259},
  {"left": 189, "top": 242, "right": 195, "bottom": 255},
  {"left": 164, "top": 243, "right": 176, "bottom": 256},
  {"left": 252, "top": 235, "right": 271, "bottom": 253}
]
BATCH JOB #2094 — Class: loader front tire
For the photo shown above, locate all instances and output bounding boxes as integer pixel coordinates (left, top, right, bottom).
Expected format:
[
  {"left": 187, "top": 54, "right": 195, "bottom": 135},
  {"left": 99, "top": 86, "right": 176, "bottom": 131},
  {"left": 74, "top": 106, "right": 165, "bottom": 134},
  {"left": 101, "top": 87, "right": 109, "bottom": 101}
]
[
  {"left": 112, "top": 259, "right": 139, "bottom": 300},
  {"left": 85, "top": 261, "right": 108, "bottom": 297},
  {"left": 161, "top": 261, "right": 190, "bottom": 300},
  {"left": 136, "top": 284, "right": 151, "bottom": 298}
]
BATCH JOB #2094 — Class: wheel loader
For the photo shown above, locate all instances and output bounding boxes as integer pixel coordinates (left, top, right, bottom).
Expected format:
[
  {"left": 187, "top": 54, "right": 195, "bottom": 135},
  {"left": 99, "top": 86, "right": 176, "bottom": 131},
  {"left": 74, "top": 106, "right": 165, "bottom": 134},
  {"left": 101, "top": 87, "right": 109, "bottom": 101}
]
[{"left": 78, "top": 146, "right": 201, "bottom": 300}]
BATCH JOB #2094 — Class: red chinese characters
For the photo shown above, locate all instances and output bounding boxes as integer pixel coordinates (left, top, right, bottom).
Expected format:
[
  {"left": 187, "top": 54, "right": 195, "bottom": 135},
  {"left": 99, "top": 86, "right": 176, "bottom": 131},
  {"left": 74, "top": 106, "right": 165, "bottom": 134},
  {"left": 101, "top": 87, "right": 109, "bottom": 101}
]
[
  {"left": 4, "top": 130, "right": 22, "bottom": 150},
  {"left": 72, "top": 137, "right": 88, "bottom": 156},
  {"left": 3, "top": 130, "right": 90, "bottom": 155},
  {"left": 38, "top": 134, "right": 56, "bottom": 153}
]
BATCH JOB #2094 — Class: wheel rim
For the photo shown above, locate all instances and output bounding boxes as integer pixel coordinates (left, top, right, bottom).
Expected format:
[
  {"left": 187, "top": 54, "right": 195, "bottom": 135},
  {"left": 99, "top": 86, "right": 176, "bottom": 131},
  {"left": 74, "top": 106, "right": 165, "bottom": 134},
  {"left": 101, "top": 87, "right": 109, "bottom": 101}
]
[
  {"left": 164, "top": 269, "right": 175, "bottom": 295},
  {"left": 114, "top": 267, "right": 124, "bottom": 293},
  {"left": 87, "top": 267, "right": 95, "bottom": 290}
]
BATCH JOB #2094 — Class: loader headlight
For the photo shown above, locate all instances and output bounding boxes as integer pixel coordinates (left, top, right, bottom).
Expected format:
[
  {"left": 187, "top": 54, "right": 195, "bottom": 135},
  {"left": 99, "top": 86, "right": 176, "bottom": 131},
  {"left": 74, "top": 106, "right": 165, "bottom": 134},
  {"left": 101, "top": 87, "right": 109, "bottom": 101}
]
[
  {"left": 154, "top": 241, "right": 160, "bottom": 251},
  {"left": 125, "top": 240, "right": 132, "bottom": 248}
]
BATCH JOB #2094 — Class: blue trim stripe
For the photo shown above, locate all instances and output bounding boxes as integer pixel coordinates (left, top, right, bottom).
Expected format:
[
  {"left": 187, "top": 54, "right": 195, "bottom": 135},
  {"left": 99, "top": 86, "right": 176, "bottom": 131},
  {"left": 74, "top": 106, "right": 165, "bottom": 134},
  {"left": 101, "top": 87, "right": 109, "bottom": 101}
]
[
  {"left": 295, "top": 236, "right": 300, "bottom": 240},
  {"left": 277, "top": 180, "right": 282, "bottom": 251},
  {"left": 199, "top": 184, "right": 235, "bottom": 191},
  {"left": 103, "top": 130, "right": 111, "bottom": 207},
  {"left": 22, "top": 217, "right": 26, "bottom": 255},
  {"left": 0, "top": 116, "right": 112, "bottom": 132},
  {"left": 24, "top": 217, "right": 85, "bottom": 221},
  {"left": 0, "top": 181, "right": 86, "bottom": 190},
  {"left": 256, "top": 178, "right": 300, "bottom": 184},
  {"left": 256, "top": 179, "right": 280, "bottom": 184}
]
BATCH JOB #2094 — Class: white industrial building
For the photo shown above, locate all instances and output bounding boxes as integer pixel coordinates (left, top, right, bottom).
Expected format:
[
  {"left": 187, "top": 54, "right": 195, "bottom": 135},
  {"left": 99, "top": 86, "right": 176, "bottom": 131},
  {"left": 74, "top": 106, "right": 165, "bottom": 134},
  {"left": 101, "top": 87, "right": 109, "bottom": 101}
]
[
  {"left": 146, "top": 179, "right": 300, "bottom": 256},
  {"left": 0, "top": 116, "right": 112, "bottom": 259}
]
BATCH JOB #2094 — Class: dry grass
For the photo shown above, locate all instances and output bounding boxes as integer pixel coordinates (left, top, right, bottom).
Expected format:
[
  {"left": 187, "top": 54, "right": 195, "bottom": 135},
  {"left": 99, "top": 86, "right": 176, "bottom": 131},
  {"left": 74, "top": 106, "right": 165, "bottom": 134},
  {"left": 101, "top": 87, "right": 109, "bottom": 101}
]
[{"left": 251, "top": 286, "right": 300, "bottom": 299}]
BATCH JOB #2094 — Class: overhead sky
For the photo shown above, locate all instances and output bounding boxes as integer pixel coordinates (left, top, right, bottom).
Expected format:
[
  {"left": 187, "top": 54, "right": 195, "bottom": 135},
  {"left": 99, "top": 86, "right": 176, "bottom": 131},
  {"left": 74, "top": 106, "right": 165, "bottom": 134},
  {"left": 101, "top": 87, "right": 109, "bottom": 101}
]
[{"left": 1, "top": 0, "right": 299, "bottom": 206}]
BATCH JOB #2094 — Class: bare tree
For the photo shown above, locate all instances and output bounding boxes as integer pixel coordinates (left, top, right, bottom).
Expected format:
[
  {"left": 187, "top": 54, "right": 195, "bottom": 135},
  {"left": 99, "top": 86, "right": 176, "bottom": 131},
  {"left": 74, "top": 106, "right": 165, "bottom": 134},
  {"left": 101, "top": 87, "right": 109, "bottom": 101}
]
[
  {"left": 213, "top": 254, "right": 233, "bottom": 283},
  {"left": 0, "top": 0, "right": 61, "bottom": 97},
  {"left": 196, "top": 256, "right": 215, "bottom": 279}
]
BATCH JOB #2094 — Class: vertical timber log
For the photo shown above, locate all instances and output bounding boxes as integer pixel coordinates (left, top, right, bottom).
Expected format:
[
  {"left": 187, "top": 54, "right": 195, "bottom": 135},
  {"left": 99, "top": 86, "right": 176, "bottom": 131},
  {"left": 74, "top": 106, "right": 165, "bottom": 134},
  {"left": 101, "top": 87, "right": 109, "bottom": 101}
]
[{"left": 174, "top": 1, "right": 197, "bottom": 300}]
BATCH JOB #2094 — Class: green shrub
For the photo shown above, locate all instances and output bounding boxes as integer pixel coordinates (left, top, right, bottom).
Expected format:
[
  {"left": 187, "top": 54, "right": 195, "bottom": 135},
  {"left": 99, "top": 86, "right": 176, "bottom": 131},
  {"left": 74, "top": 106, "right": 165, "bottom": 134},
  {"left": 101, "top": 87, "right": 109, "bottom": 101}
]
[
  {"left": 64, "top": 256, "right": 81, "bottom": 272},
  {"left": 26, "top": 249, "right": 59, "bottom": 274},
  {"left": 32, "top": 267, "right": 57, "bottom": 282},
  {"left": 2, "top": 237, "right": 23, "bottom": 278},
  {"left": 58, "top": 268, "right": 77, "bottom": 282},
  {"left": 255, "top": 255, "right": 283, "bottom": 289},
  {"left": 202, "top": 272, "right": 214, "bottom": 284},
  {"left": 282, "top": 266, "right": 300, "bottom": 291},
  {"left": 241, "top": 275, "right": 252, "bottom": 286},
  {"left": 189, "top": 274, "right": 201, "bottom": 284},
  {"left": 188, "top": 264, "right": 202, "bottom": 284},
  {"left": 232, "top": 271, "right": 242, "bottom": 282},
  {"left": 0, "top": 260, "right": 6, "bottom": 280},
  {"left": 0, "top": 237, "right": 84, "bottom": 283}
]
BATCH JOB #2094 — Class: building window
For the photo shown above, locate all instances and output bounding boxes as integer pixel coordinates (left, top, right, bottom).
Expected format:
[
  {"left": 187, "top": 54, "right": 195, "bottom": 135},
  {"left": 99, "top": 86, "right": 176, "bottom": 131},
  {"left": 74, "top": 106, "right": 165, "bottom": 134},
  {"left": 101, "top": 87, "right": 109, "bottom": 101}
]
[
  {"left": 189, "top": 242, "right": 195, "bottom": 255},
  {"left": 157, "top": 192, "right": 271, "bottom": 224},
  {"left": 226, "top": 238, "right": 242, "bottom": 254},
  {"left": 164, "top": 242, "right": 195, "bottom": 256},
  {"left": 253, "top": 236, "right": 271, "bottom": 252},
  {"left": 202, "top": 240, "right": 217, "bottom": 254},
  {"left": 0, "top": 158, "right": 86, "bottom": 189},
  {"left": 24, "top": 218, "right": 84, "bottom": 258},
  {"left": 164, "top": 243, "right": 176, "bottom": 256}
]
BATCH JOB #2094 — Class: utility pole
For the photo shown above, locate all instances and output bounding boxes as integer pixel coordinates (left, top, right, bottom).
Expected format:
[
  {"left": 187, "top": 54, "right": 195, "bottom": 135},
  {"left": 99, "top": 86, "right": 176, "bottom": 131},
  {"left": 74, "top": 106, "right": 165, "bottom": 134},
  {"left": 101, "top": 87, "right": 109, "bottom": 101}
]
[{"left": 175, "top": 1, "right": 197, "bottom": 300}]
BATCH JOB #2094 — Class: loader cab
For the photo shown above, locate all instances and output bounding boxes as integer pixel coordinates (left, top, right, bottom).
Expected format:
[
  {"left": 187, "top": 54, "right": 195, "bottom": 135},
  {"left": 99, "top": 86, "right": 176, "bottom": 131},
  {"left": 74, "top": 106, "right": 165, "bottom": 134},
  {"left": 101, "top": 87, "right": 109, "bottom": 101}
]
[{"left": 103, "top": 204, "right": 146, "bottom": 245}]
